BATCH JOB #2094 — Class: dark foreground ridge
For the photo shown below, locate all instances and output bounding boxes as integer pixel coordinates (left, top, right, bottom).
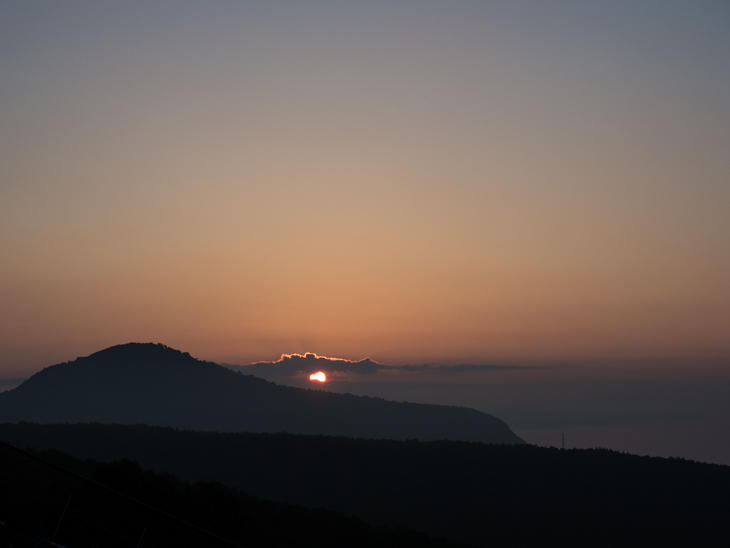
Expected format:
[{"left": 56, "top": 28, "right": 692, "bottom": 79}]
[
  {"left": 0, "top": 438, "right": 461, "bottom": 548},
  {"left": 0, "top": 343, "right": 522, "bottom": 443},
  {"left": 1, "top": 423, "right": 728, "bottom": 547}
]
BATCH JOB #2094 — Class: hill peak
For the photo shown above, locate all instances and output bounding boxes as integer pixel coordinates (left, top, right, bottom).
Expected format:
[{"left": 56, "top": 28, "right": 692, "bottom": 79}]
[
  {"left": 14, "top": 343, "right": 204, "bottom": 386},
  {"left": 86, "top": 342, "right": 194, "bottom": 362}
]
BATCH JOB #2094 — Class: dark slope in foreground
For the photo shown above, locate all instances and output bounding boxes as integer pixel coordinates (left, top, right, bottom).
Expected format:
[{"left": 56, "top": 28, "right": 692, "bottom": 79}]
[
  {"left": 0, "top": 443, "right": 461, "bottom": 548},
  {"left": 0, "top": 343, "right": 521, "bottom": 443},
  {"left": 1, "top": 423, "right": 728, "bottom": 547}
]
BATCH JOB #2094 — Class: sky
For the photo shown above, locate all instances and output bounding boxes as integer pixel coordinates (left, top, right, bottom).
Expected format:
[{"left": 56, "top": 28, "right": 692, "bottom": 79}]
[{"left": 2, "top": 1, "right": 729, "bottom": 375}]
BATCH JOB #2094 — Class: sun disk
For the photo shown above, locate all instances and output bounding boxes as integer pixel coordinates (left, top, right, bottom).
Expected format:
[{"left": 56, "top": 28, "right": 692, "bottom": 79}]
[{"left": 309, "top": 371, "right": 327, "bottom": 383}]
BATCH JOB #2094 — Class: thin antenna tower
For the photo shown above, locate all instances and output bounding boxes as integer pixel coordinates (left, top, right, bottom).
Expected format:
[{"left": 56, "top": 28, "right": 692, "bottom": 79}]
[{"left": 561, "top": 431, "right": 565, "bottom": 450}]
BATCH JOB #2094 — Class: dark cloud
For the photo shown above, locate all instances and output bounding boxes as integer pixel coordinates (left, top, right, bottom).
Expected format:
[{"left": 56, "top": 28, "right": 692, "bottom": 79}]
[
  {"left": 227, "top": 353, "right": 532, "bottom": 384},
  {"left": 397, "top": 364, "right": 538, "bottom": 372},
  {"left": 229, "top": 353, "right": 383, "bottom": 382}
]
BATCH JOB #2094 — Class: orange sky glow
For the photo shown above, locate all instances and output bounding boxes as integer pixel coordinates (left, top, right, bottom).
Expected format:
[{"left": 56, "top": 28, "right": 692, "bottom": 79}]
[{"left": 1, "top": 3, "right": 729, "bottom": 376}]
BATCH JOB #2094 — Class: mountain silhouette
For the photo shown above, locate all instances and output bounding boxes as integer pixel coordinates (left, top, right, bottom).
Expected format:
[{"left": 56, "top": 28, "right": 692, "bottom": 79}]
[
  {"left": 0, "top": 343, "right": 522, "bottom": 443},
  {"left": 2, "top": 423, "right": 729, "bottom": 547}
]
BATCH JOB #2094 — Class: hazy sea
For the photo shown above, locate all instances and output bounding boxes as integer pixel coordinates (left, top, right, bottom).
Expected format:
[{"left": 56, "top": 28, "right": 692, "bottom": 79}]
[
  {"left": 326, "top": 374, "right": 730, "bottom": 466},
  {"left": 2, "top": 368, "right": 728, "bottom": 466}
]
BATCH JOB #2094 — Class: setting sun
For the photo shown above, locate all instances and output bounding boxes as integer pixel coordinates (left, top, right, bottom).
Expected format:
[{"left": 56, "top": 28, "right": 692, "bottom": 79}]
[{"left": 309, "top": 371, "right": 327, "bottom": 383}]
